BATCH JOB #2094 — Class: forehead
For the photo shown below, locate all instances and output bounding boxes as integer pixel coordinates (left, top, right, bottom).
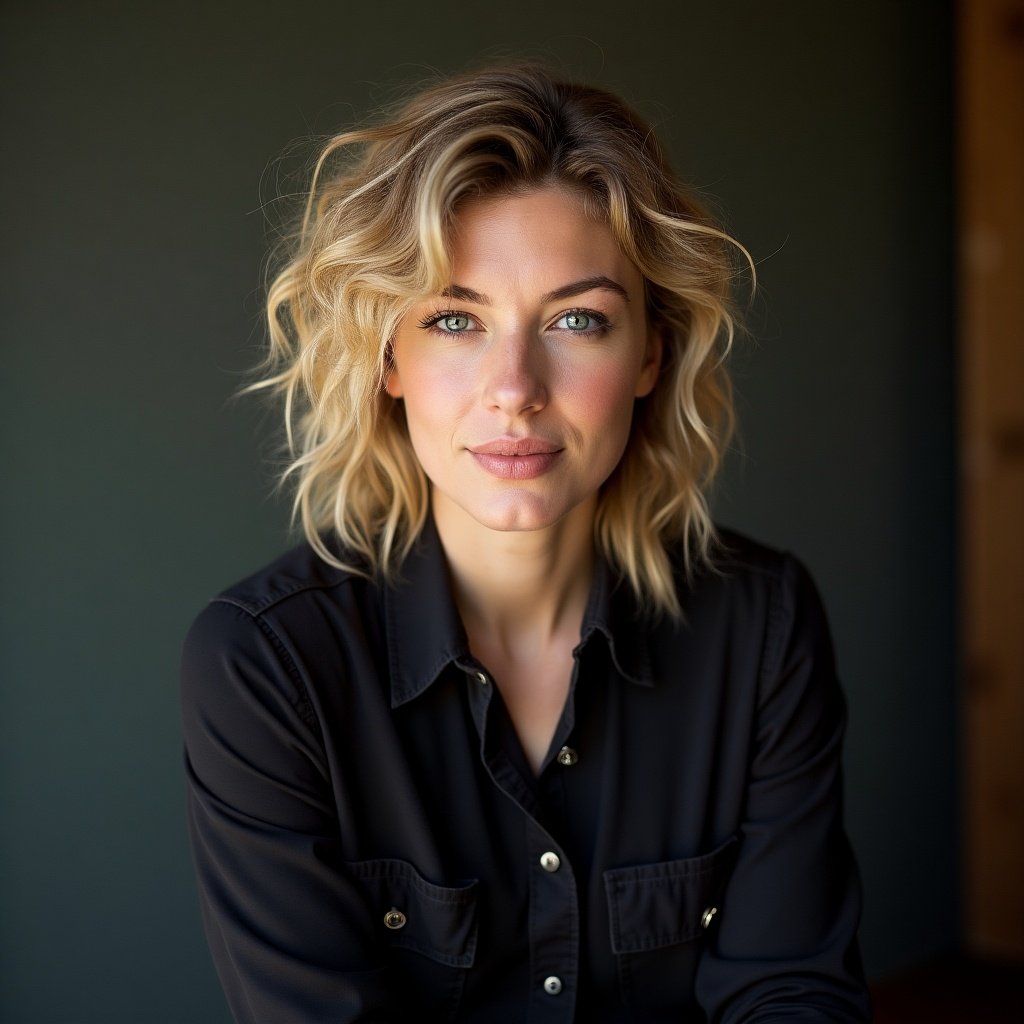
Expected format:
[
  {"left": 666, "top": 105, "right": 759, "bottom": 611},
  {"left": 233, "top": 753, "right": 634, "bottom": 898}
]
[{"left": 445, "top": 186, "right": 642, "bottom": 295}]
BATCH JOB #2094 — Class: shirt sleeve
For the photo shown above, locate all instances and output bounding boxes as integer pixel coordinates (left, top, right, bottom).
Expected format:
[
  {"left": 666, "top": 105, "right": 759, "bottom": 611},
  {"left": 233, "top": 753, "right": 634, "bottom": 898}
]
[
  {"left": 180, "top": 599, "right": 393, "bottom": 1023},
  {"left": 695, "top": 554, "right": 872, "bottom": 1023}
]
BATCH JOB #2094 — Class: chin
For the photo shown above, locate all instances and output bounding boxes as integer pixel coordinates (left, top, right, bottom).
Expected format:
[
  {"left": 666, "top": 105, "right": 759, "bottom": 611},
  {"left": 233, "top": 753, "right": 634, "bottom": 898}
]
[
  {"left": 461, "top": 488, "right": 591, "bottom": 534},
  {"left": 472, "top": 503, "right": 561, "bottom": 533}
]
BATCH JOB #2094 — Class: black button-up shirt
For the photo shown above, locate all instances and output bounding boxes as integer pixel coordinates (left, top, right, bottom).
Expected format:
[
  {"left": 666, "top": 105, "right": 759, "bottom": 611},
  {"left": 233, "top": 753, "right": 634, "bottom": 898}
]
[{"left": 181, "top": 520, "right": 869, "bottom": 1022}]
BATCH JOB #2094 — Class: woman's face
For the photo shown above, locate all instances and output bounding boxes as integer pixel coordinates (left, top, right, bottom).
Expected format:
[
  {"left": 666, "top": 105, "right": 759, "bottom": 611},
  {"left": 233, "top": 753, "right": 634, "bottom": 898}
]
[{"left": 387, "top": 185, "right": 660, "bottom": 535}]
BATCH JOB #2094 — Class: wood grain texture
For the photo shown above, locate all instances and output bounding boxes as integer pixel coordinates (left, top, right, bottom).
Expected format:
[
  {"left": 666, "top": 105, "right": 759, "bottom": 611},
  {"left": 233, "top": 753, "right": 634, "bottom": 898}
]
[{"left": 960, "top": 0, "right": 1024, "bottom": 959}]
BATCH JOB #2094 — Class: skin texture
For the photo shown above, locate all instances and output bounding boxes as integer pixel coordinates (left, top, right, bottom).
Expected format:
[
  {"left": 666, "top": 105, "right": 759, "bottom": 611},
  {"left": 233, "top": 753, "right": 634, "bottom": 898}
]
[
  {"left": 388, "top": 185, "right": 660, "bottom": 539},
  {"left": 387, "top": 186, "right": 661, "bottom": 771}
]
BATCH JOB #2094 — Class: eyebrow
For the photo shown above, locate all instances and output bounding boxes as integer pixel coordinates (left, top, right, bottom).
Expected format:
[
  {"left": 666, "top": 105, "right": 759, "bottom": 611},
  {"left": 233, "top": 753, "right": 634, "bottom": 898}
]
[{"left": 440, "top": 275, "right": 630, "bottom": 305}]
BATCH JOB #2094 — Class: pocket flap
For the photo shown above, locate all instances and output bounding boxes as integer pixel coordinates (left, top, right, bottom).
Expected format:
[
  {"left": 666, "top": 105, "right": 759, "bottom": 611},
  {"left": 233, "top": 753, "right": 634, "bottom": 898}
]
[
  {"left": 603, "top": 836, "right": 738, "bottom": 954},
  {"left": 348, "top": 858, "right": 479, "bottom": 967}
]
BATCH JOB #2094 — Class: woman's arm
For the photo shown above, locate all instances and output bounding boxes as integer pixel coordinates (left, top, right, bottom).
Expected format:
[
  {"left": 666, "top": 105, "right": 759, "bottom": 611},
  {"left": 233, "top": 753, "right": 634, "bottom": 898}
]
[
  {"left": 181, "top": 600, "right": 391, "bottom": 1023},
  {"left": 696, "top": 554, "right": 871, "bottom": 1023}
]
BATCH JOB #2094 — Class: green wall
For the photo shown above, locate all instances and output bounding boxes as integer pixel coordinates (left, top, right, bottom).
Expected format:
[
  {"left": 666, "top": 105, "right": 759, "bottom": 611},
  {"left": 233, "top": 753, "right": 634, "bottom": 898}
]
[{"left": 0, "top": 1, "right": 954, "bottom": 1019}]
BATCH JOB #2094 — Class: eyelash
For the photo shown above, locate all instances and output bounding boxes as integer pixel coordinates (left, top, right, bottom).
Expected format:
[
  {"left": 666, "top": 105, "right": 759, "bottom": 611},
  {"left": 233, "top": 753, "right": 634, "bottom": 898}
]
[
  {"left": 417, "top": 309, "right": 469, "bottom": 332},
  {"left": 416, "top": 307, "right": 613, "bottom": 337}
]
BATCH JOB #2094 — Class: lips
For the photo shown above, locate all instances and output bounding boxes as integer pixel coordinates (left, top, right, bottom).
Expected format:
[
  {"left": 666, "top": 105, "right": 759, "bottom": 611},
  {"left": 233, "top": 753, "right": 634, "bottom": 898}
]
[
  {"left": 467, "top": 437, "right": 563, "bottom": 479},
  {"left": 468, "top": 438, "right": 561, "bottom": 457}
]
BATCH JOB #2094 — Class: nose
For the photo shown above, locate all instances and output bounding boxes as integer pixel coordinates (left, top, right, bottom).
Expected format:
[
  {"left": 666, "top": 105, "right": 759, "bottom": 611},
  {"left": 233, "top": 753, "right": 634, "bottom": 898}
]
[{"left": 482, "top": 330, "right": 547, "bottom": 417}]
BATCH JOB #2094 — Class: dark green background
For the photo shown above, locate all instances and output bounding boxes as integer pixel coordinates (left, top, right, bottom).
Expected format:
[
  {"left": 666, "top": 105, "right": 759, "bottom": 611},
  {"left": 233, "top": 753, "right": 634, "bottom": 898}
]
[{"left": 1, "top": 2, "right": 954, "bottom": 1020}]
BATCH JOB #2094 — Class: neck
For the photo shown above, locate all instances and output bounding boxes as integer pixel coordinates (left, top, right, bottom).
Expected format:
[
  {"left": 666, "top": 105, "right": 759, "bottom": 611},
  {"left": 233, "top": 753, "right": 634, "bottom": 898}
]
[{"left": 432, "top": 491, "right": 596, "bottom": 657}]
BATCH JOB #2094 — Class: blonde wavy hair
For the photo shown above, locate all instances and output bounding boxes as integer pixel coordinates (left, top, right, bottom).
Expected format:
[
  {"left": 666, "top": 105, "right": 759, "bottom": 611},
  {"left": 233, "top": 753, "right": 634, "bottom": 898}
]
[{"left": 257, "top": 63, "right": 750, "bottom": 618}]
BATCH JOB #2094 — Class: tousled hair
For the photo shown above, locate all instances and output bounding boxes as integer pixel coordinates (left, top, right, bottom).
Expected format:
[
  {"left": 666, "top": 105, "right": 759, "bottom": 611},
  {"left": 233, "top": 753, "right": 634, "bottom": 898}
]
[{"left": 255, "top": 63, "right": 751, "bottom": 618}]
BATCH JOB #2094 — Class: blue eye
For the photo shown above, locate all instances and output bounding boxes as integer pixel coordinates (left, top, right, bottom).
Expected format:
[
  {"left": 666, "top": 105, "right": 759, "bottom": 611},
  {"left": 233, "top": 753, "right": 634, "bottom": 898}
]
[
  {"left": 553, "top": 309, "right": 610, "bottom": 334},
  {"left": 561, "top": 312, "right": 592, "bottom": 331},
  {"left": 417, "top": 310, "right": 476, "bottom": 334}
]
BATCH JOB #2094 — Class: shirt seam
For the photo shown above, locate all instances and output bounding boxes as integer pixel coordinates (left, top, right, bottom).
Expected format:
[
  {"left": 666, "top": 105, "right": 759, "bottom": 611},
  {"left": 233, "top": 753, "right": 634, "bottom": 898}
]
[
  {"left": 216, "top": 571, "right": 356, "bottom": 617},
  {"left": 757, "top": 552, "right": 793, "bottom": 700},
  {"left": 210, "top": 596, "right": 321, "bottom": 731}
]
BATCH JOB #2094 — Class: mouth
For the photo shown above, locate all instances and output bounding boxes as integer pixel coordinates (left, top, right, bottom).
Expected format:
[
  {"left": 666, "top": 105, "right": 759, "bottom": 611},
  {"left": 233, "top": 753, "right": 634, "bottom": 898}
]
[
  {"left": 467, "top": 437, "right": 563, "bottom": 479},
  {"left": 468, "top": 438, "right": 561, "bottom": 457}
]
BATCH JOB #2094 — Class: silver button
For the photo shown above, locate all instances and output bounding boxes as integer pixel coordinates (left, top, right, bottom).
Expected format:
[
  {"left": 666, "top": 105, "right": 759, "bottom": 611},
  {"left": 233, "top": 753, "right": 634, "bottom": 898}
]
[
  {"left": 700, "top": 906, "right": 718, "bottom": 929},
  {"left": 474, "top": 671, "right": 489, "bottom": 685},
  {"left": 556, "top": 746, "right": 578, "bottom": 766},
  {"left": 539, "top": 851, "right": 561, "bottom": 873},
  {"left": 543, "top": 975, "right": 562, "bottom": 996},
  {"left": 383, "top": 908, "right": 407, "bottom": 930}
]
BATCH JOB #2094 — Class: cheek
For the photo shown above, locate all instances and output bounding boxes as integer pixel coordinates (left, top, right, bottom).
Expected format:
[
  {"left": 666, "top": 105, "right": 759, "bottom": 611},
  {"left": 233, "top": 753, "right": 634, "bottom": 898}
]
[
  {"left": 559, "top": 361, "right": 641, "bottom": 433},
  {"left": 397, "top": 358, "right": 474, "bottom": 444}
]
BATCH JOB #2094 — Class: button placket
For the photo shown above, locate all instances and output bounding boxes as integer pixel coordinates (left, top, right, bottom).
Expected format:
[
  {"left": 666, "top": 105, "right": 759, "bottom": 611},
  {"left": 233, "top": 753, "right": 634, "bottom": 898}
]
[
  {"left": 478, "top": 700, "right": 579, "bottom": 1021},
  {"left": 524, "top": 821, "right": 578, "bottom": 1020}
]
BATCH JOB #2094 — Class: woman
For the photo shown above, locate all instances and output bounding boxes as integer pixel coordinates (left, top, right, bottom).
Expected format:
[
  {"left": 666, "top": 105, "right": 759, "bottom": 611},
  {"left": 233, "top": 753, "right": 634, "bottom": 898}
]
[{"left": 181, "top": 64, "right": 870, "bottom": 1022}]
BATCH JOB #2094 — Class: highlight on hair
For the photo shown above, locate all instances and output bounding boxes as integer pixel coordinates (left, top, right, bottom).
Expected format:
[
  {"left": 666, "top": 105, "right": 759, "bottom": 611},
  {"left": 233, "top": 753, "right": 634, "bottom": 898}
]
[{"left": 254, "top": 62, "right": 752, "bottom": 618}]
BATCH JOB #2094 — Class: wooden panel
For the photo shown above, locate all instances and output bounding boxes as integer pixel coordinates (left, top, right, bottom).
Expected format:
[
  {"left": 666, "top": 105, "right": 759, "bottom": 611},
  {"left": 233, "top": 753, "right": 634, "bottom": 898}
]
[{"left": 961, "top": 0, "right": 1024, "bottom": 957}]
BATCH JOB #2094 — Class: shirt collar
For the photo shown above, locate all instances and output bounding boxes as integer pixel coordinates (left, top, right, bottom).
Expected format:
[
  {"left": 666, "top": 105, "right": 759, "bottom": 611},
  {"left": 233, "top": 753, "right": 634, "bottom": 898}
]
[
  {"left": 578, "top": 554, "right": 655, "bottom": 689},
  {"left": 384, "top": 515, "right": 655, "bottom": 709}
]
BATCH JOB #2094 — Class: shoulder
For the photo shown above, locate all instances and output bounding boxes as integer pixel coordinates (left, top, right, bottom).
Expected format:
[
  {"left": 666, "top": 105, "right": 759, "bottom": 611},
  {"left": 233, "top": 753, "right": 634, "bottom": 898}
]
[
  {"left": 179, "top": 545, "right": 364, "bottom": 805},
  {"left": 709, "top": 526, "right": 786, "bottom": 579},
  {"left": 683, "top": 526, "right": 821, "bottom": 612},
  {"left": 181, "top": 540, "right": 381, "bottom": 712},
  {"left": 701, "top": 526, "right": 837, "bottom": 694},
  {"left": 669, "top": 527, "right": 834, "bottom": 677},
  {"left": 185, "top": 538, "right": 379, "bottom": 649},
  {"left": 207, "top": 538, "right": 365, "bottom": 618}
]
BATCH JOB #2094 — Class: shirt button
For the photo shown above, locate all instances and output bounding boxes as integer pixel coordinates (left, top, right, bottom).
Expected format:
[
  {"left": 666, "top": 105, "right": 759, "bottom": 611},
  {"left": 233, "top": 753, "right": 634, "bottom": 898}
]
[
  {"left": 700, "top": 906, "right": 718, "bottom": 929},
  {"left": 539, "top": 851, "right": 561, "bottom": 873},
  {"left": 474, "top": 671, "right": 489, "bottom": 685},
  {"left": 556, "top": 745, "right": 578, "bottom": 766},
  {"left": 543, "top": 976, "right": 563, "bottom": 996},
  {"left": 383, "top": 908, "right": 407, "bottom": 930}
]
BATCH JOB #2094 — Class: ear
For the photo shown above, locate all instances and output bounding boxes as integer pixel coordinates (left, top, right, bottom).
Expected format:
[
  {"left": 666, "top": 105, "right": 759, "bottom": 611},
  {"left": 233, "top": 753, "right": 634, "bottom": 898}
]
[
  {"left": 634, "top": 325, "right": 663, "bottom": 398},
  {"left": 384, "top": 366, "right": 403, "bottom": 399}
]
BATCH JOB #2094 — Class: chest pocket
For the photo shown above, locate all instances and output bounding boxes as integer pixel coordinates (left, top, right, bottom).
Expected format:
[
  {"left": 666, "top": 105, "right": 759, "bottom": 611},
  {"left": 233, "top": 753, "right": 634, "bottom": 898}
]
[
  {"left": 603, "top": 836, "right": 739, "bottom": 1012},
  {"left": 348, "top": 858, "right": 479, "bottom": 1020},
  {"left": 348, "top": 857, "right": 479, "bottom": 965}
]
